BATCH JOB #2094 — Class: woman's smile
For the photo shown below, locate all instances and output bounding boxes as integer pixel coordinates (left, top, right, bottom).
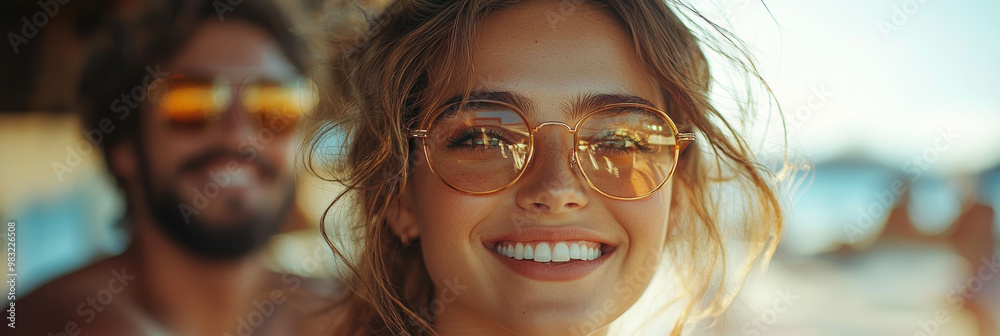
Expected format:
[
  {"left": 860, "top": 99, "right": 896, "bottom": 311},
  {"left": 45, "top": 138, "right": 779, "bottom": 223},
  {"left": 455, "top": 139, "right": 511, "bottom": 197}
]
[{"left": 482, "top": 226, "right": 620, "bottom": 281}]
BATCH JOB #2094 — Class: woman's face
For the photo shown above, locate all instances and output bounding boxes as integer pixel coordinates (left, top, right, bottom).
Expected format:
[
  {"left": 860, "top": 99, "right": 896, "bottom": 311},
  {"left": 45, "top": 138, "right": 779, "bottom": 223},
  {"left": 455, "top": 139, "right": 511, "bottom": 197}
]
[{"left": 399, "top": 1, "right": 671, "bottom": 334}]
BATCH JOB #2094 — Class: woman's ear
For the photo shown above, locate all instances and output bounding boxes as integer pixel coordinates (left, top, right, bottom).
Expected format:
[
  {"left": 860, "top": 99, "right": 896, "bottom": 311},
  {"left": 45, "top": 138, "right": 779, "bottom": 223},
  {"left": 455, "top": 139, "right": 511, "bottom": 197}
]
[{"left": 387, "top": 181, "right": 420, "bottom": 244}]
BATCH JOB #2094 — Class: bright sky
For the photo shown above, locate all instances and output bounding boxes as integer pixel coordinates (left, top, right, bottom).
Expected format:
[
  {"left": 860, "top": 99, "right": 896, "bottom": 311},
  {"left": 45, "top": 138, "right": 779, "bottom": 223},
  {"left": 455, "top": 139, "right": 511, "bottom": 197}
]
[{"left": 704, "top": 0, "right": 1000, "bottom": 174}]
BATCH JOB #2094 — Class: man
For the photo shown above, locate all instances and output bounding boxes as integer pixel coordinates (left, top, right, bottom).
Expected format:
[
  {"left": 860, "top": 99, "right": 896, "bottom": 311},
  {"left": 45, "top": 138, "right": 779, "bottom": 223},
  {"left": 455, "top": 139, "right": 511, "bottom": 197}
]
[{"left": 17, "top": 1, "right": 330, "bottom": 335}]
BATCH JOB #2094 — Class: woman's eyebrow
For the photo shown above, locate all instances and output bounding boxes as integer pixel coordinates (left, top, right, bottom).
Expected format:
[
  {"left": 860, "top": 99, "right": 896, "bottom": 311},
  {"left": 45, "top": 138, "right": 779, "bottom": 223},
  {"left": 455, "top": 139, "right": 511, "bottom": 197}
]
[
  {"left": 571, "top": 93, "right": 658, "bottom": 116},
  {"left": 444, "top": 91, "right": 657, "bottom": 119},
  {"left": 444, "top": 91, "right": 536, "bottom": 110}
]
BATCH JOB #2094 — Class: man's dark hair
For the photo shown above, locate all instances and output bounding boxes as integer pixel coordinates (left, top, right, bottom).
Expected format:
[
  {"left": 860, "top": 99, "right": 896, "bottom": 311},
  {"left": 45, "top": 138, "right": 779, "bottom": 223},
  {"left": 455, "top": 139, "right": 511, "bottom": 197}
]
[{"left": 77, "top": 0, "right": 314, "bottom": 189}]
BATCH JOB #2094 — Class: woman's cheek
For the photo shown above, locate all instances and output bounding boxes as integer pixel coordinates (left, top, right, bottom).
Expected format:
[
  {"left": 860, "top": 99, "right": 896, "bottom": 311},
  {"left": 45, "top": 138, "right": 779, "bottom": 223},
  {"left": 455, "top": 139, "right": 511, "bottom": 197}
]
[
  {"left": 411, "top": 170, "right": 494, "bottom": 272},
  {"left": 614, "top": 186, "right": 671, "bottom": 296}
]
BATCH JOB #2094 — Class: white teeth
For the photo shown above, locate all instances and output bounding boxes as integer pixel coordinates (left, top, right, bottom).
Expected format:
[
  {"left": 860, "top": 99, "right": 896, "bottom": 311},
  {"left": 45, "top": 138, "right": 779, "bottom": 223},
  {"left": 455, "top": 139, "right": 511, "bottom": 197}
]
[
  {"left": 552, "top": 243, "right": 570, "bottom": 262},
  {"left": 227, "top": 168, "right": 258, "bottom": 187},
  {"left": 569, "top": 243, "right": 581, "bottom": 259},
  {"left": 494, "top": 241, "right": 606, "bottom": 263},
  {"left": 533, "top": 243, "right": 552, "bottom": 262}
]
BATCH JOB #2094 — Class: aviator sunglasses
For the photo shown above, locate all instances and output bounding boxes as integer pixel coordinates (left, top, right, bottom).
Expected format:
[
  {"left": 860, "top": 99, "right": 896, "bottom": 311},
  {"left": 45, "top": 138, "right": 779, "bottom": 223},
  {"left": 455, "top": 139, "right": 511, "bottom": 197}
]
[{"left": 146, "top": 73, "right": 318, "bottom": 132}]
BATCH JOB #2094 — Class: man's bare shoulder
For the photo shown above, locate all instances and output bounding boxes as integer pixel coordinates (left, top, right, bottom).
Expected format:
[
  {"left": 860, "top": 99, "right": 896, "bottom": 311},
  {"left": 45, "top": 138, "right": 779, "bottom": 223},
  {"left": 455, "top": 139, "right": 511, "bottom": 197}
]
[
  {"left": 261, "top": 271, "right": 347, "bottom": 335},
  {"left": 15, "top": 255, "right": 143, "bottom": 335}
]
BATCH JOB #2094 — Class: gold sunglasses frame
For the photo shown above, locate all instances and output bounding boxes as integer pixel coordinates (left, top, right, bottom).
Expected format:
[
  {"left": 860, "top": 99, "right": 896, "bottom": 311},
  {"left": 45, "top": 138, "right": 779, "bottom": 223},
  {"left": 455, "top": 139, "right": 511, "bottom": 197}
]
[{"left": 410, "top": 100, "right": 695, "bottom": 200}]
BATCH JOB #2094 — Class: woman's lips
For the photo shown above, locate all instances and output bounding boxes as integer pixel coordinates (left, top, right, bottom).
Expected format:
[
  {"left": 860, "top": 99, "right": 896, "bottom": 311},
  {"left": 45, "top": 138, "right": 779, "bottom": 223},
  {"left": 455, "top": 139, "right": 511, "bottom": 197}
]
[
  {"left": 485, "top": 226, "right": 614, "bottom": 246},
  {"left": 484, "top": 240, "right": 616, "bottom": 282},
  {"left": 493, "top": 241, "right": 605, "bottom": 262},
  {"left": 483, "top": 226, "right": 618, "bottom": 281}
]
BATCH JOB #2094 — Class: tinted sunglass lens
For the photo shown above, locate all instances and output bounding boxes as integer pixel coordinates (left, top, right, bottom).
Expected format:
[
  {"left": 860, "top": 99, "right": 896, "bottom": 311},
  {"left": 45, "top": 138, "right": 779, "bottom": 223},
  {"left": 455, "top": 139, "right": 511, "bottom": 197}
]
[
  {"left": 151, "top": 76, "right": 230, "bottom": 127},
  {"left": 425, "top": 102, "right": 531, "bottom": 193},
  {"left": 576, "top": 108, "right": 677, "bottom": 198},
  {"left": 242, "top": 79, "right": 318, "bottom": 132}
]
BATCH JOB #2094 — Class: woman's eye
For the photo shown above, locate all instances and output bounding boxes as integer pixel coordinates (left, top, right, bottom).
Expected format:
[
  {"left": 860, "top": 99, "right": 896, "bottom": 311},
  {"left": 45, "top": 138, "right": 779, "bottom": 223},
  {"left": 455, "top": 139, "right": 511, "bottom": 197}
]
[
  {"left": 447, "top": 128, "right": 511, "bottom": 149},
  {"left": 465, "top": 133, "right": 502, "bottom": 146},
  {"left": 598, "top": 138, "right": 634, "bottom": 148},
  {"left": 590, "top": 129, "right": 649, "bottom": 153}
]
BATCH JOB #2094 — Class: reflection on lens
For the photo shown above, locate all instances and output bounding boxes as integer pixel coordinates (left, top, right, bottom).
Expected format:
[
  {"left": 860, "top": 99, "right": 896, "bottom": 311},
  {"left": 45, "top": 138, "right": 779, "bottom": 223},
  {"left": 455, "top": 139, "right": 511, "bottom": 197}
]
[
  {"left": 426, "top": 102, "right": 531, "bottom": 193},
  {"left": 157, "top": 79, "right": 231, "bottom": 124},
  {"left": 242, "top": 78, "right": 318, "bottom": 132},
  {"left": 422, "top": 102, "right": 679, "bottom": 198},
  {"left": 149, "top": 75, "right": 318, "bottom": 131},
  {"left": 577, "top": 107, "right": 676, "bottom": 198}
]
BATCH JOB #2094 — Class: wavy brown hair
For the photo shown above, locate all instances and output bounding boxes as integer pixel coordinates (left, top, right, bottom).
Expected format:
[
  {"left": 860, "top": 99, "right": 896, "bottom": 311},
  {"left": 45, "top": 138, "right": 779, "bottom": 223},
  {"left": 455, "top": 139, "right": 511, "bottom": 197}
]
[{"left": 304, "top": 0, "right": 784, "bottom": 335}]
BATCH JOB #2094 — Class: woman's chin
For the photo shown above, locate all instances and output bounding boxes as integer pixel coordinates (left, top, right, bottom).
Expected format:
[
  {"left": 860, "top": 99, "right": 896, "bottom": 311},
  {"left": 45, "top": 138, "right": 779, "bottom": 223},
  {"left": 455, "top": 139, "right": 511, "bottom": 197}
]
[
  {"left": 474, "top": 296, "right": 622, "bottom": 336},
  {"left": 495, "top": 313, "right": 612, "bottom": 336}
]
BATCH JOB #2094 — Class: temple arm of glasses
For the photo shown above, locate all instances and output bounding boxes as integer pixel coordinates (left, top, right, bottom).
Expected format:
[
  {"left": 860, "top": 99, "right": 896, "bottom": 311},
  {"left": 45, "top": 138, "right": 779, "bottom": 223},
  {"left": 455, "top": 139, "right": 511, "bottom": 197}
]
[
  {"left": 411, "top": 130, "right": 427, "bottom": 138},
  {"left": 678, "top": 132, "right": 695, "bottom": 153}
]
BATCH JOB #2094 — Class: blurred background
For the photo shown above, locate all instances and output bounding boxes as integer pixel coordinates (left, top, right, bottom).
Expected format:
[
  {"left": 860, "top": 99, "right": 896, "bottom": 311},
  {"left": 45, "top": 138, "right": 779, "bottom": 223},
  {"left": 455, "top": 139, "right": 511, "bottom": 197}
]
[
  {"left": 707, "top": 0, "right": 1000, "bottom": 335},
  {"left": 1, "top": 0, "right": 997, "bottom": 335}
]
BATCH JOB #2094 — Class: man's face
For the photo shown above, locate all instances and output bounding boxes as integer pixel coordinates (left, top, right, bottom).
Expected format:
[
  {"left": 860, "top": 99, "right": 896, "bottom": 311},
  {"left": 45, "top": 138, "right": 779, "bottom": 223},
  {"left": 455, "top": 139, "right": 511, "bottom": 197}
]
[{"left": 131, "top": 20, "right": 301, "bottom": 259}]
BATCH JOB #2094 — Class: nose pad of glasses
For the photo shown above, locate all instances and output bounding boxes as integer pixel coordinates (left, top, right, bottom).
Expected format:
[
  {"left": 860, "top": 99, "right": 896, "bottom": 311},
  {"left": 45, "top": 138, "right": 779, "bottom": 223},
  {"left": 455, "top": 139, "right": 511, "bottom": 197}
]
[{"left": 531, "top": 122, "right": 581, "bottom": 170}]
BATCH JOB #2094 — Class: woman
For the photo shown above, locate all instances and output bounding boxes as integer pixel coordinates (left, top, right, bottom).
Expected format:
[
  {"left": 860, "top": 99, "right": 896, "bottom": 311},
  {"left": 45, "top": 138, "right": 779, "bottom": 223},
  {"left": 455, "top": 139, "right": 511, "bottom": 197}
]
[{"left": 306, "top": 0, "right": 783, "bottom": 335}]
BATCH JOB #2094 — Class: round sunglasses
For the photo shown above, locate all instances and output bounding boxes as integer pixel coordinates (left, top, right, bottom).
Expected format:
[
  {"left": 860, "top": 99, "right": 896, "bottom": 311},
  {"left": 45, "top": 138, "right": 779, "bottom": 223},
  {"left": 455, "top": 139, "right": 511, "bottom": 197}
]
[{"left": 410, "top": 100, "right": 695, "bottom": 200}]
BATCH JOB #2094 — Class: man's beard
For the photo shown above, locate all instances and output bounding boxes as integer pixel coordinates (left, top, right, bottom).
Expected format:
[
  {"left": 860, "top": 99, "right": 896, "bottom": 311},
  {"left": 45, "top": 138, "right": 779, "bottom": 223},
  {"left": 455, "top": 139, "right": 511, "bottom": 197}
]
[{"left": 137, "top": 146, "right": 295, "bottom": 261}]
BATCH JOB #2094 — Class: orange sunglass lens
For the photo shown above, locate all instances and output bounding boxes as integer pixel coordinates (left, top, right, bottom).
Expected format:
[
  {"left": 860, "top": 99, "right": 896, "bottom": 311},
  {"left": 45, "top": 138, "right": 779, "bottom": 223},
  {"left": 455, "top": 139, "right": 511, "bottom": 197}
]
[
  {"left": 160, "top": 86, "right": 228, "bottom": 122},
  {"left": 241, "top": 80, "right": 318, "bottom": 130},
  {"left": 150, "top": 77, "right": 231, "bottom": 125}
]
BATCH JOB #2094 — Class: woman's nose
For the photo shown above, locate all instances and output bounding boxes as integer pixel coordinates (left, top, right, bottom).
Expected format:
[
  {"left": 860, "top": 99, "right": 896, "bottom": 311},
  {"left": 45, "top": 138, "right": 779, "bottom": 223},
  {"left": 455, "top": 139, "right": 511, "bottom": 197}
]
[{"left": 515, "top": 125, "right": 590, "bottom": 213}]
